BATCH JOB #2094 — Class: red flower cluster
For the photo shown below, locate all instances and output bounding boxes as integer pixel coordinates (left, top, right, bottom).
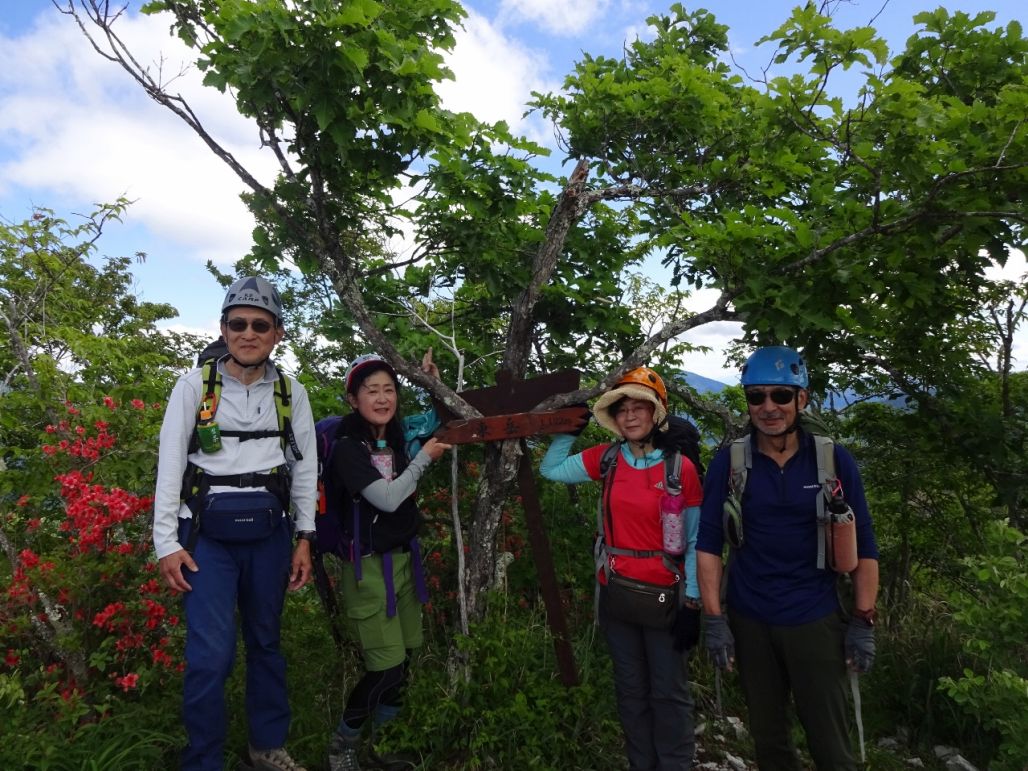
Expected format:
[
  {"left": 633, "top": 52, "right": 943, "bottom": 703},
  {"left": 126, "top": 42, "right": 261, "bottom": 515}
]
[
  {"left": 56, "top": 470, "right": 153, "bottom": 553},
  {"left": 6, "top": 550, "right": 56, "bottom": 607},
  {"left": 113, "top": 672, "right": 139, "bottom": 691},
  {"left": 93, "top": 602, "right": 127, "bottom": 632},
  {"left": 4, "top": 395, "right": 184, "bottom": 718},
  {"left": 42, "top": 423, "right": 117, "bottom": 461}
]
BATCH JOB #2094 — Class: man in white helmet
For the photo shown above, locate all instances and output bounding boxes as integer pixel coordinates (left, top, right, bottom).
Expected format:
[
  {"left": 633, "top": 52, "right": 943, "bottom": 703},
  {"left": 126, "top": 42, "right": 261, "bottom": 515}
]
[{"left": 153, "top": 276, "right": 317, "bottom": 771}]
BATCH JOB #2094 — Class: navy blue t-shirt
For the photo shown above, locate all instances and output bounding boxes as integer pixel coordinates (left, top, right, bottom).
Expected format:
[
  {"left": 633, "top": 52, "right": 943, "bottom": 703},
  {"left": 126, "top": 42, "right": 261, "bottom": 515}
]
[{"left": 697, "top": 430, "right": 879, "bottom": 626}]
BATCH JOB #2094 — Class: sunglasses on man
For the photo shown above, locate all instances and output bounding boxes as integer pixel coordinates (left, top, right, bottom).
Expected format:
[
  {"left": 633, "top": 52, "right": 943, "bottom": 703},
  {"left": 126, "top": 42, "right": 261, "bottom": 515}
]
[
  {"left": 744, "top": 387, "right": 797, "bottom": 406},
  {"left": 225, "top": 317, "right": 275, "bottom": 334}
]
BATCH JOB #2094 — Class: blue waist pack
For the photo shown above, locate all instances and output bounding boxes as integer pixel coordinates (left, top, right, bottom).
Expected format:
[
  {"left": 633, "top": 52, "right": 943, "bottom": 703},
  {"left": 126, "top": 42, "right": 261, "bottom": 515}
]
[{"left": 199, "top": 491, "right": 283, "bottom": 542}]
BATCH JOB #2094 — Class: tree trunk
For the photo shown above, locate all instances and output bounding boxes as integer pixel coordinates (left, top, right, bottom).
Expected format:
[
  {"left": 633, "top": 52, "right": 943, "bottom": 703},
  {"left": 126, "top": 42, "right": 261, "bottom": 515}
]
[{"left": 463, "top": 441, "right": 522, "bottom": 618}]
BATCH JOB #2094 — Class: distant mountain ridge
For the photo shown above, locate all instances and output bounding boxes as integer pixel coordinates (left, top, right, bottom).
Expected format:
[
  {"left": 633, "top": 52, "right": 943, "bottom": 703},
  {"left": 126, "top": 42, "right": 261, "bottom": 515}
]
[
  {"left": 675, "top": 371, "right": 906, "bottom": 410},
  {"left": 677, "top": 371, "right": 732, "bottom": 393}
]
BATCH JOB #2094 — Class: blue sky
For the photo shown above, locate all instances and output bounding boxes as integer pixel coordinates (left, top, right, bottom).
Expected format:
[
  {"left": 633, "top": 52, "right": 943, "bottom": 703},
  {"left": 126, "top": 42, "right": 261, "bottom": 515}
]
[{"left": 2, "top": 0, "right": 1025, "bottom": 381}]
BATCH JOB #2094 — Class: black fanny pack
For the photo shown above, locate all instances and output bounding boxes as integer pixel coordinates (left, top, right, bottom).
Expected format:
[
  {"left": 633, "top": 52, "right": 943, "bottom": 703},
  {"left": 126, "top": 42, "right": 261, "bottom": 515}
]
[
  {"left": 198, "top": 491, "right": 283, "bottom": 543},
  {"left": 603, "top": 571, "right": 679, "bottom": 630}
]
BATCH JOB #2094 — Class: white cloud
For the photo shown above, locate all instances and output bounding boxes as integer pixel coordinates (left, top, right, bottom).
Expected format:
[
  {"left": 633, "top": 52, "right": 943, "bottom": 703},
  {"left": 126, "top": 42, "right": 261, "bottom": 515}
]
[
  {"left": 440, "top": 9, "right": 557, "bottom": 141},
  {"left": 680, "top": 320, "right": 743, "bottom": 383},
  {"left": 0, "top": 9, "right": 271, "bottom": 266},
  {"left": 498, "top": 0, "right": 610, "bottom": 36}
]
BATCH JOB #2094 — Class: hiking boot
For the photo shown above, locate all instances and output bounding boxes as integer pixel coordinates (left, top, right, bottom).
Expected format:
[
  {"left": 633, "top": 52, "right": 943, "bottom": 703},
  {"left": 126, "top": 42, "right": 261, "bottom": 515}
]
[
  {"left": 247, "top": 745, "right": 307, "bottom": 771},
  {"left": 328, "top": 732, "right": 361, "bottom": 771}
]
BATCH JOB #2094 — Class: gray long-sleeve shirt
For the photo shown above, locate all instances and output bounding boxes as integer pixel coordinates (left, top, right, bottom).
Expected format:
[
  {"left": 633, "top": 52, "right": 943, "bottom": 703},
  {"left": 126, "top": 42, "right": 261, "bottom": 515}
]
[{"left": 152, "top": 359, "right": 317, "bottom": 559}]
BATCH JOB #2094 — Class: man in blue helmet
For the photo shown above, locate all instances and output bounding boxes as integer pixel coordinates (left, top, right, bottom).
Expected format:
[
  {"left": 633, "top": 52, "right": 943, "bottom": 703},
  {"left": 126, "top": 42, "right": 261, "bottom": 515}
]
[{"left": 696, "top": 346, "right": 879, "bottom": 770}]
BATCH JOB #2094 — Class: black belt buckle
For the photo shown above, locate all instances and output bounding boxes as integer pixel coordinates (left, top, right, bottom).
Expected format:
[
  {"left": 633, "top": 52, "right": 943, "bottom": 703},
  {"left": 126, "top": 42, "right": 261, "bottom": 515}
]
[{"left": 237, "top": 472, "right": 258, "bottom": 487}]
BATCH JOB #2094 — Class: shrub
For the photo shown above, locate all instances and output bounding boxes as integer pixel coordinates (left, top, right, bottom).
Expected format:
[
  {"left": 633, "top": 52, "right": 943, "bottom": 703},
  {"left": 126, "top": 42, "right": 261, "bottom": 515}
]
[
  {"left": 0, "top": 396, "right": 183, "bottom": 768},
  {"left": 378, "top": 594, "right": 623, "bottom": 770},
  {"left": 938, "top": 520, "right": 1028, "bottom": 771}
]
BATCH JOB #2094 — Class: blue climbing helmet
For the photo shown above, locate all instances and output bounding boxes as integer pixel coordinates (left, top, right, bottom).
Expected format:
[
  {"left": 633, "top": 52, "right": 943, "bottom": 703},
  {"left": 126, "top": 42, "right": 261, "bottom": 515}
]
[{"left": 740, "top": 346, "right": 809, "bottom": 388}]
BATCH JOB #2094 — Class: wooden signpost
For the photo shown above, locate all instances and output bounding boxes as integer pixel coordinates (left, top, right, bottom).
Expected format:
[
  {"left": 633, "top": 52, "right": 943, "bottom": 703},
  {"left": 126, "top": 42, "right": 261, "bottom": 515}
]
[{"left": 433, "top": 370, "right": 586, "bottom": 687}]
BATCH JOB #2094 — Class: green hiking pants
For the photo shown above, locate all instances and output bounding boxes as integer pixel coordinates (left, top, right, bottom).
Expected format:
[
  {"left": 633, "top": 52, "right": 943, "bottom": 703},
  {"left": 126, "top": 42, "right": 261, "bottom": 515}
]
[{"left": 730, "top": 610, "right": 857, "bottom": 771}]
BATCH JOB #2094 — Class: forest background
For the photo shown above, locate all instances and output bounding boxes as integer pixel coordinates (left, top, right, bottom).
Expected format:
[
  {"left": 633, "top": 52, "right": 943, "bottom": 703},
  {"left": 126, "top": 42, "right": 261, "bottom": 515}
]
[{"left": 1, "top": 1, "right": 1026, "bottom": 769}]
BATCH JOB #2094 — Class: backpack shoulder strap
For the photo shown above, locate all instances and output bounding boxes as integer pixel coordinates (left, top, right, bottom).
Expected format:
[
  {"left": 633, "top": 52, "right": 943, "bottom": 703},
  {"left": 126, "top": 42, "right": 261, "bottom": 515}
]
[
  {"left": 201, "top": 359, "right": 221, "bottom": 415},
  {"left": 718, "top": 436, "right": 752, "bottom": 602},
  {"left": 812, "top": 433, "right": 836, "bottom": 570},
  {"left": 664, "top": 450, "right": 683, "bottom": 497},
  {"left": 595, "top": 442, "right": 621, "bottom": 583},
  {"left": 595, "top": 441, "right": 666, "bottom": 566},
  {"left": 721, "top": 436, "right": 750, "bottom": 554},
  {"left": 728, "top": 436, "right": 750, "bottom": 497},
  {"left": 599, "top": 441, "right": 620, "bottom": 478},
  {"left": 273, "top": 368, "right": 303, "bottom": 460},
  {"left": 202, "top": 364, "right": 303, "bottom": 460},
  {"left": 596, "top": 439, "right": 616, "bottom": 563},
  {"left": 187, "top": 361, "right": 221, "bottom": 455},
  {"left": 812, "top": 433, "right": 836, "bottom": 484}
]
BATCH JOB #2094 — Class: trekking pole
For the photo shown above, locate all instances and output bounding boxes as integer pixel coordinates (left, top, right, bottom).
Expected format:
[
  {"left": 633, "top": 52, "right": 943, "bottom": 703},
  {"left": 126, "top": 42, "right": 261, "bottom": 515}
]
[
  {"left": 715, "top": 669, "right": 723, "bottom": 718},
  {"left": 311, "top": 552, "right": 345, "bottom": 649},
  {"left": 850, "top": 670, "right": 865, "bottom": 763}
]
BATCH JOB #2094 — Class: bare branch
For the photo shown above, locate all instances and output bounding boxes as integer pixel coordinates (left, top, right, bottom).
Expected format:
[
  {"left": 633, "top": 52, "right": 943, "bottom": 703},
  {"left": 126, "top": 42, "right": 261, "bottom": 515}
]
[
  {"left": 996, "top": 118, "right": 1024, "bottom": 167},
  {"left": 580, "top": 181, "right": 709, "bottom": 205},
  {"left": 537, "top": 287, "right": 741, "bottom": 409},
  {"left": 60, "top": 2, "right": 290, "bottom": 223},
  {"left": 502, "top": 159, "right": 591, "bottom": 377},
  {"left": 0, "top": 526, "right": 89, "bottom": 685}
]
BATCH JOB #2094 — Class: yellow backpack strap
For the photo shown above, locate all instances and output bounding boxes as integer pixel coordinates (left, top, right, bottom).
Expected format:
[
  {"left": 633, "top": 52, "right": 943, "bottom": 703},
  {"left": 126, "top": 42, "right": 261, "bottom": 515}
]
[
  {"left": 181, "top": 361, "right": 222, "bottom": 513},
  {"left": 186, "top": 361, "right": 221, "bottom": 456},
  {"left": 202, "top": 359, "right": 221, "bottom": 416},
  {"left": 273, "top": 368, "right": 303, "bottom": 461}
]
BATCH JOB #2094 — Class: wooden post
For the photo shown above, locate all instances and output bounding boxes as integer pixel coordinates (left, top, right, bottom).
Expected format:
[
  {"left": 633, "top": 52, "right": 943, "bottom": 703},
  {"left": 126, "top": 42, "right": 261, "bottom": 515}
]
[
  {"left": 517, "top": 438, "right": 579, "bottom": 686},
  {"left": 433, "top": 369, "right": 582, "bottom": 687}
]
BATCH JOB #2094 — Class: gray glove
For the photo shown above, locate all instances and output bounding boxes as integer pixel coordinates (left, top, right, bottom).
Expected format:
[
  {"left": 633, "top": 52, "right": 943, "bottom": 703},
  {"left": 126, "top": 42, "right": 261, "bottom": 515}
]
[
  {"left": 845, "top": 617, "right": 876, "bottom": 673},
  {"left": 703, "top": 613, "right": 735, "bottom": 671}
]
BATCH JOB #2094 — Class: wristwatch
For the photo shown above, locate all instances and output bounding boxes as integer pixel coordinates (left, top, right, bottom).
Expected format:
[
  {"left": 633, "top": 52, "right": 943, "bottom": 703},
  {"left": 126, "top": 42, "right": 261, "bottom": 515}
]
[
  {"left": 295, "top": 530, "right": 316, "bottom": 544},
  {"left": 852, "top": 607, "right": 877, "bottom": 627}
]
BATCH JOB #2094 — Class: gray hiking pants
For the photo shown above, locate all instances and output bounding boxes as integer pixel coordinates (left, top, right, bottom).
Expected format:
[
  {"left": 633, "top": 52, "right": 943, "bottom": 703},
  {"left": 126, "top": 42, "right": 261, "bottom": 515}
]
[
  {"left": 601, "top": 596, "right": 696, "bottom": 770},
  {"left": 731, "top": 610, "right": 857, "bottom": 771}
]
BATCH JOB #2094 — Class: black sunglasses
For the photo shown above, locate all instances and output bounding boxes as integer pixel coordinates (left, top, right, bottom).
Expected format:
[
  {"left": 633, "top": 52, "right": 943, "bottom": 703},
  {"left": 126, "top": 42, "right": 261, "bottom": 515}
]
[
  {"left": 225, "top": 317, "right": 274, "bottom": 334},
  {"left": 745, "top": 388, "right": 796, "bottom": 406}
]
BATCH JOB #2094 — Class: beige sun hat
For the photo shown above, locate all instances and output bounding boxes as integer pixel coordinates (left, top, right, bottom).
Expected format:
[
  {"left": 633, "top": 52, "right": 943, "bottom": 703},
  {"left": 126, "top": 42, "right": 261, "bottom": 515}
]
[{"left": 593, "top": 367, "right": 669, "bottom": 438}]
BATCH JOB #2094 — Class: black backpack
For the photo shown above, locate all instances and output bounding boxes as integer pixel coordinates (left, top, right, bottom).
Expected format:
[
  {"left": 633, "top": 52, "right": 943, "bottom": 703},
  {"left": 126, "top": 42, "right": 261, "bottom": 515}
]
[{"left": 195, "top": 336, "right": 228, "bottom": 367}]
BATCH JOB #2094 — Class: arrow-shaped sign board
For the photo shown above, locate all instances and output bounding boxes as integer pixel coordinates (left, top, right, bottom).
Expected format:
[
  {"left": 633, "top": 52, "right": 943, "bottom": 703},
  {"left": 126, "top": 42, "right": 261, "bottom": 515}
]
[{"left": 433, "top": 406, "right": 588, "bottom": 445}]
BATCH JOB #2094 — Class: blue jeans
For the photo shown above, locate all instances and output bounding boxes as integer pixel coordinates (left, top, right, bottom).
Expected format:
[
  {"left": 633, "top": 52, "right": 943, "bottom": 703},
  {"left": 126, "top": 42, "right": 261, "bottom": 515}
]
[
  {"left": 601, "top": 593, "right": 696, "bottom": 771},
  {"left": 177, "top": 515, "right": 292, "bottom": 771}
]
